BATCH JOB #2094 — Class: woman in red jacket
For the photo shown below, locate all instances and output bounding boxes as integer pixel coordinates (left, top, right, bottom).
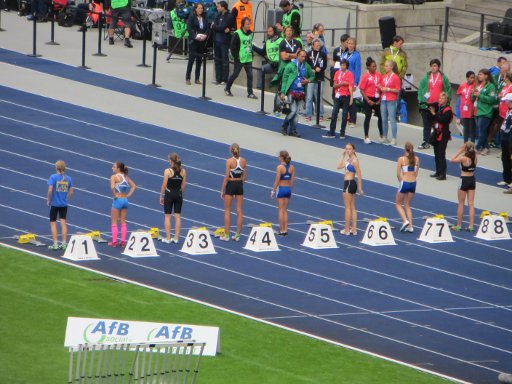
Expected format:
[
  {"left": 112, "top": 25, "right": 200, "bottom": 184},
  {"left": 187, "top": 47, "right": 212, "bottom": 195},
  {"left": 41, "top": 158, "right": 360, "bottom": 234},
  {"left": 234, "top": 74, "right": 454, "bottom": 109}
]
[{"left": 456, "top": 71, "right": 476, "bottom": 143}]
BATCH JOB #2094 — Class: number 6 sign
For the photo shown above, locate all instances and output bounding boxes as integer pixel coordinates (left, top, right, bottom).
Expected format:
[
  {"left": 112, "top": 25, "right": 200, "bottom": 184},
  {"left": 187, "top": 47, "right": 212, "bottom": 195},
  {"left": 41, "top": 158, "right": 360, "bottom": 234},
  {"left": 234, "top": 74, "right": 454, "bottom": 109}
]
[{"left": 362, "top": 220, "right": 396, "bottom": 246}]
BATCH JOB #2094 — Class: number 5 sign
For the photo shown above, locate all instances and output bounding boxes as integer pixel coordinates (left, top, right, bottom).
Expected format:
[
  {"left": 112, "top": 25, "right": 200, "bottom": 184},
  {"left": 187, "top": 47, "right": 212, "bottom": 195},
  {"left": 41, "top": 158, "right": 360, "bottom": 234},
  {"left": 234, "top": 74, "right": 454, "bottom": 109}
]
[
  {"left": 362, "top": 220, "right": 396, "bottom": 246},
  {"left": 476, "top": 215, "right": 511, "bottom": 241},
  {"left": 302, "top": 224, "right": 337, "bottom": 249},
  {"left": 122, "top": 232, "right": 159, "bottom": 258}
]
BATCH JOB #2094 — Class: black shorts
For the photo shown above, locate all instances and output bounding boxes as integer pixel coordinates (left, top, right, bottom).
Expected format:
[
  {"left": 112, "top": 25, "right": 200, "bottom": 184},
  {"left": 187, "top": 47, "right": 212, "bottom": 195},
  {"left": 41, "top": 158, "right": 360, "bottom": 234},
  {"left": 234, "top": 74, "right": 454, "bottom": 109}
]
[
  {"left": 225, "top": 180, "right": 243, "bottom": 196},
  {"left": 49, "top": 206, "right": 68, "bottom": 222},
  {"left": 164, "top": 191, "right": 183, "bottom": 214},
  {"left": 343, "top": 179, "right": 357, "bottom": 194},
  {"left": 459, "top": 176, "right": 476, "bottom": 191},
  {"left": 109, "top": 7, "right": 132, "bottom": 29}
]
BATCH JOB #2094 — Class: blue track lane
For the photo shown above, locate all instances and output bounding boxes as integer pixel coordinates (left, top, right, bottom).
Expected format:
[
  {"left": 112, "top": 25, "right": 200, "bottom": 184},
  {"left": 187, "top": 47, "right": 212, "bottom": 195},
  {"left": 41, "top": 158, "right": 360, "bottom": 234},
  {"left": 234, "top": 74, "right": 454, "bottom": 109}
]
[{"left": 1, "top": 77, "right": 511, "bottom": 384}]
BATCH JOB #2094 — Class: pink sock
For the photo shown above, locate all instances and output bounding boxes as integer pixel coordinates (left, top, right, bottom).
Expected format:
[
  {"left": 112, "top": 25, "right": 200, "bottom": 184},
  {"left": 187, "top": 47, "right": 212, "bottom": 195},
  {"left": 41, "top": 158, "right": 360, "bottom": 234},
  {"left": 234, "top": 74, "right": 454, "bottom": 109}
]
[
  {"left": 111, "top": 224, "right": 118, "bottom": 243},
  {"left": 121, "top": 223, "right": 127, "bottom": 242}
]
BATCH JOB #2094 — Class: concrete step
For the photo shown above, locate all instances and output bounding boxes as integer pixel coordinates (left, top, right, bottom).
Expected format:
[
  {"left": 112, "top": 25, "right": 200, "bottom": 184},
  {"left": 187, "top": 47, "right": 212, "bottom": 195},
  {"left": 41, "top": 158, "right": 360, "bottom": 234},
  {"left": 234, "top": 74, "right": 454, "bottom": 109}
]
[{"left": 465, "top": 2, "right": 512, "bottom": 18}]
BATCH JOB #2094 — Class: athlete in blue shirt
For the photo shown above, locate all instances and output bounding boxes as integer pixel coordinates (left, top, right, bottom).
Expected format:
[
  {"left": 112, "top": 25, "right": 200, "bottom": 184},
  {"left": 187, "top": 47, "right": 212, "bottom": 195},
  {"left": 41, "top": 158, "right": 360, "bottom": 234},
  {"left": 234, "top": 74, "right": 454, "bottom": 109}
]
[
  {"left": 109, "top": 162, "right": 136, "bottom": 247},
  {"left": 396, "top": 142, "right": 420, "bottom": 233},
  {"left": 271, "top": 150, "right": 295, "bottom": 236},
  {"left": 47, "top": 160, "right": 74, "bottom": 250}
]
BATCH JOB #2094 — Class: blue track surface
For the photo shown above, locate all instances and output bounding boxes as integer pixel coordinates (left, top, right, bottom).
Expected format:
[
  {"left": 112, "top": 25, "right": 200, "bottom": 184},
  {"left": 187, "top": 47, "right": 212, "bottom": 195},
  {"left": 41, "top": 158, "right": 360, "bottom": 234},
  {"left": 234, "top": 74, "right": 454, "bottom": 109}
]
[{"left": 1, "top": 52, "right": 512, "bottom": 384}]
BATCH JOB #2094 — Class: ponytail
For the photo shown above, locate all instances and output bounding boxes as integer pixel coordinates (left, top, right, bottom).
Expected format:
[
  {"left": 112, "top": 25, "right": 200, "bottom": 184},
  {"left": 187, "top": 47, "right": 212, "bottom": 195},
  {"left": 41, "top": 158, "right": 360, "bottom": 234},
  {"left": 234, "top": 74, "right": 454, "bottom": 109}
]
[
  {"left": 169, "top": 153, "right": 182, "bottom": 174},
  {"left": 116, "top": 162, "right": 128, "bottom": 175},
  {"left": 279, "top": 150, "right": 291, "bottom": 165},
  {"left": 230, "top": 143, "right": 240, "bottom": 159},
  {"left": 404, "top": 142, "right": 415, "bottom": 167},
  {"left": 465, "top": 142, "right": 476, "bottom": 163}
]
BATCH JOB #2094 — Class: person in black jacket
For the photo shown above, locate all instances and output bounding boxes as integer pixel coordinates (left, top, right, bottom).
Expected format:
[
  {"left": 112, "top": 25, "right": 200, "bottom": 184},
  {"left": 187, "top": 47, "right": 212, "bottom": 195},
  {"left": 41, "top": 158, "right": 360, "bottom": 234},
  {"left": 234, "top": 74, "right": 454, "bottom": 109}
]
[
  {"left": 429, "top": 92, "right": 453, "bottom": 180},
  {"left": 211, "top": 1, "right": 234, "bottom": 85},
  {"left": 186, "top": 3, "right": 210, "bottom": 85},
  {"left": 305, "top": 38, "right": 327, "bottom": 121}
]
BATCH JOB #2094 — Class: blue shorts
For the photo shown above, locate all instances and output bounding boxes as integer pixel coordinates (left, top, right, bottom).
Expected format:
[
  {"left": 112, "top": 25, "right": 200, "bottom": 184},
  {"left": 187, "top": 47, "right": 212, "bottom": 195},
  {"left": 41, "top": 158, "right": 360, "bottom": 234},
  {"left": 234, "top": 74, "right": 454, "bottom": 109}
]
[
  {"left": 276, "top": 186, "right": 292, "bottom": 198},
  {"left": 112, "top": 197, "right": 129, "bottom": 210},
  {"left": 398, "top": 181, "right": 416, "bottom": 194}
]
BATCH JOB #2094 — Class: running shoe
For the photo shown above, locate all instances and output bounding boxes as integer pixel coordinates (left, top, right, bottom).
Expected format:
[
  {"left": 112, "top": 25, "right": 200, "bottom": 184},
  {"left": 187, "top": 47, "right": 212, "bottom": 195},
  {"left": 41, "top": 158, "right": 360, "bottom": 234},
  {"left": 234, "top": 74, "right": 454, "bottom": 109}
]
[
  {"left": 405, "top": 226, "right": 414, "bottom": 233},
  {"left": 48, "top": 243, "right": 60, "bottom": 251},
  {"left": 232, "top": 233, "right": 241, "bottom": 242},
  {"left": 465, "top": 227, "right": 475, "bottom": 232},
  {"left": 450, "top": 225, "right": 462, "bottom": 231},
  {"left": 219, "top": 235, "right": 230, "bottom": 242},
  {"left": 59, "top": 242, "right": 67, "bottom": 250},
  {"left": 119, "top": 241, "right": 127, "bottom": 247},
  {"left": 480, "top": 148, "right": 490, "bottom": 156},
  {"left": 390, "top": 138, "right": 397, "bottom": 146},
  {"left": 364, "top": 138, "right": 372, "bottom": 144},
  {"left": 171, "top": 238, "right": 179, "bottom": 244},
  {"left": 277, "top": 231, "right": 288, "bottom": 236},
  {"left": 497, "top": 181, "right": 508, "bottom": 186},
  {"left": 322, "top": 133, "right": 335, "bottom": 139},
  {"left": 108, "top": 241, "right": 117, "bottom": 247},
  {"left": 400, "top": 221, "right": 410, "bottom": 232},
  {"left": 161, "top": 238, "right": 172, "bottom": 244},
  {"left": 417, "top": 142, "right": 430, "bottom": 149}
]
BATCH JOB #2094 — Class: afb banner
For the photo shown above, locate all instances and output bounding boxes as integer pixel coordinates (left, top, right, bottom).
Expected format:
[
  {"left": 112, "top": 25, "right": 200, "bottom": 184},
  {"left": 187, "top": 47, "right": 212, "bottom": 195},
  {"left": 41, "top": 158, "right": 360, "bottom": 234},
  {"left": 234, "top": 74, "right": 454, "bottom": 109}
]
[{"left": 64, "top": 317, "right": 220, "bottom": 356}]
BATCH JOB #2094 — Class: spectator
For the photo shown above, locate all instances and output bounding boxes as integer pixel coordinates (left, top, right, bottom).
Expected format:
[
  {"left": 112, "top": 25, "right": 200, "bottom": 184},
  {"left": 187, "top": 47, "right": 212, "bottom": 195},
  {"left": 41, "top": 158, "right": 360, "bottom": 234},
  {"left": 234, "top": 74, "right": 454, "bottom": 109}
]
[
  {"left": 311, "top": 23, "right": 328, "bottom": 57},
  {"left": 26, "top": 0, "right": 48, "bottom": 21},
  {"left": 417, "top": 58, "right": 451, "bottom": 150},
  {"left": 47, "top": 160, "right": 74, "bottom": 251},
  {"left": 378, "top": 60, "right": 401, "bottom": 145},
  {"left": 108, "top": 0, "right": 133, "bottom": 48},
  {"left": 276, "top": 0, "right": 301, "bottom": 38},
  {"left": 455, "top": 71, "right": 476, "bottom": 143},
  {"left": 331, "top": 34, "right": 349, "bottom": 71},
  {"left": 278, "top": 26, "right": 302, "bottom": 73},
  {"left": 169, "top": 0, "right": 189, "bottom": 41},
  {"left": 279, "top": 49, "right": 315, "bottom": 137},
  {"left": 211, "top": 1, "right": 234, "bottom": 85},
  {"left": 303, "top": 32, "right": 314, "bottom": 54},
  {"left": 341, "top": 37, "right": 362, "bottom": 128},
  {"left": 185, "top": 3, "right": 209, "bottom": 85},
  {"left": 472, "top": 68, "right": 498, "bottom": 156},
  {"left": 253, "top": 25, "right": 282, "bottom": 89},
  {"left": 231, "top": 0, "right": 252, "bottom": 30},
  {"left": 488, "top": 61, "right": 511, "bottom": 148},
  {"left": 498, "top": 93, "right": 512, "bottom": 191},
  {"left": 359, "top": 56, "right": 383, "bottom": 144},
  {"left": 322, "top": 58, "right": 353, "bottom": 139},
  {"left": 305, "top": 38, "right": 327, "bottom": 121},
  {"left": 489, "top": 56, "right": 508, "bottom": 77},
  {"left": 224, "top": 17, "right": 258, "bottom": 99},
  {"left": 428, "top": 92, "right": 453, "bottom": 181},
  {"left": 380, "top": 35, "right": 408, "bottom": 79}
]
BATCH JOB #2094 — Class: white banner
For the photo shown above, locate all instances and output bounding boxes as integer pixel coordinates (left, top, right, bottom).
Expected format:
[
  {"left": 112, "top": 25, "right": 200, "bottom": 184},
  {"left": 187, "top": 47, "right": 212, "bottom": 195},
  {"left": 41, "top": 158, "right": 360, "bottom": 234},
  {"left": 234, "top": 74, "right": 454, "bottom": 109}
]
[{"left": 64, "top": 317, "right": 220, "bottom": 356}]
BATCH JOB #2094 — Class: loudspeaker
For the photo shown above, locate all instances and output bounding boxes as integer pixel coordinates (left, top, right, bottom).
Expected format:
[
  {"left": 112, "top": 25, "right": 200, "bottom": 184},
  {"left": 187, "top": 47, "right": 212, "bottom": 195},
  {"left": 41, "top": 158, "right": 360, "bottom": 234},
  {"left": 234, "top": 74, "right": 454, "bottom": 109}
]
[{"left": 379, "top": 16, "right": 396, "bottom": 50}]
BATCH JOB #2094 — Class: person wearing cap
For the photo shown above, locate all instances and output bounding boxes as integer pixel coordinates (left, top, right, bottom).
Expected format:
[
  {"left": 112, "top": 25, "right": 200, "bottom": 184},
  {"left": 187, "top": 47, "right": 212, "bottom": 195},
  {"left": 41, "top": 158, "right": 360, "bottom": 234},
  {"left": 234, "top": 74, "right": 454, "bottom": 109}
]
[
  {"left": 499, "top": 93, "right": 512, "bottom": 193},
  {"left": 276, "top": 0, "right": 301, "bottom": 38}
]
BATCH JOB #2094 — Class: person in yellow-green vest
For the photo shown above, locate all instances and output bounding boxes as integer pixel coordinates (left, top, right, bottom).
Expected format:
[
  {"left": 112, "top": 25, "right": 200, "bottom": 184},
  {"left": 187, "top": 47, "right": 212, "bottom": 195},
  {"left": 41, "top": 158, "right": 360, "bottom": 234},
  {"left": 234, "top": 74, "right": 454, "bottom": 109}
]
[
  {"left": 169, "top": 1, "right": 189, "bottom": 40},
  {"left": 276, "top": 0, "right": 301, "bottom": 38},
  {"left": 252, "top": 25, "right": 282, "bottom": 89},
  {"left": 380, "top": 35, "right": 408, "bottom": 79},
  {"left": 108, "top": 0, "right": 133, "bottom": 48},
  {"left": 224, "top": 17, "right": 258, "bottom": 99}
]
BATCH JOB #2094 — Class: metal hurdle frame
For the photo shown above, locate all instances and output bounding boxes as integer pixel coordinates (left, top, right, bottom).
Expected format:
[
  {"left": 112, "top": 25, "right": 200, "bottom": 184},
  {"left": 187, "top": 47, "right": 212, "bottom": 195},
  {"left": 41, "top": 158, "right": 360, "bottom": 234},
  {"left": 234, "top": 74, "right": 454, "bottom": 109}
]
[{"left": 68, "top": 341, "right": 206, "bottom": 383}]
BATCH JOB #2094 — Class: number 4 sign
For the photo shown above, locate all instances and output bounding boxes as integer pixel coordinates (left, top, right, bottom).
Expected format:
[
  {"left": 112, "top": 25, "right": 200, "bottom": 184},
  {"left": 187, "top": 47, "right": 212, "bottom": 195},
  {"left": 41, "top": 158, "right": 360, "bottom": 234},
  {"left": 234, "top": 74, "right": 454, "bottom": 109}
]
[
  {"left": 476, "top": 215, "right": 510, "bottom": 241},
  {"left": 63, "top": 235, "right": 100, "bottom": 261},
  {"left": 419, "top": 218, "right": 454, "bottom": 243},
  {"left": 122, "top": 232, "right": 159, "bottom": 258},
  {"left": 244, "top": 227, "right": 279, "bottom": 252},
  {"left": 302, "top": 224, "right": 338, "bottom": 249},
  {"left": 361, "top": 220, "right": 396, "bottom": 246}
]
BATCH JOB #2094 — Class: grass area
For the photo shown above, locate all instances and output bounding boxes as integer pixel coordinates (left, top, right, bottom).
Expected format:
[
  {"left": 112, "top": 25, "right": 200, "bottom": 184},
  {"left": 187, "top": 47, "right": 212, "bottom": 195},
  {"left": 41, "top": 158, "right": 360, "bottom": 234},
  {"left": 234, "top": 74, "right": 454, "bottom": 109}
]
[{"left": 0, "top": 245, "right": 452, "bottom": 384}]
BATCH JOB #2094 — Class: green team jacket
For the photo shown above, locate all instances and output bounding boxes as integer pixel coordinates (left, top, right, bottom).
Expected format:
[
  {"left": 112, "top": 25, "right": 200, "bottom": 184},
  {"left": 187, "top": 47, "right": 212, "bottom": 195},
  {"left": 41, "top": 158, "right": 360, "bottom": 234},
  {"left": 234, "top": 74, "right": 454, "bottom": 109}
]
[
  {"left": 278, "top": 60, "right": 315, "bottom": 95},
  {"left": 471, "top": 82, "right": 498, "bottom": 119},
  {"left": 417, "top": 72, "right": 451, "bottom": 109}
]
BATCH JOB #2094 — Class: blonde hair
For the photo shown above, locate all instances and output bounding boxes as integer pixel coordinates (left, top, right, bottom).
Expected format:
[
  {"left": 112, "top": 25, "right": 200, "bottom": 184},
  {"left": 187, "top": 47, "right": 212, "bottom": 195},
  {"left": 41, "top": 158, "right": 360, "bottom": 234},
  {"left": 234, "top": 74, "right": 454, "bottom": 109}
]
[
  {"left": 230, "top": 143, "right": 240, "bottom": 158},
  {"left": 404, "top": 142, "right": 415, "bottom": 167},
  {"left": 55, "top": 160, "right": 66, "bottom": 173}
]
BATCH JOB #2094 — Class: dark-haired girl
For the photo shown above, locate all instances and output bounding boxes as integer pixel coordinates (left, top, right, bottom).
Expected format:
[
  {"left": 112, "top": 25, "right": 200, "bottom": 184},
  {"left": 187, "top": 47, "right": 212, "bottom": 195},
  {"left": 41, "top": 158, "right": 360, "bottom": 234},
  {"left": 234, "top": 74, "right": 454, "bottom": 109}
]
[
  {"left": 160, "top": 153, "right": 187, "bottom": 244},
  {"left": 186, "top": 3, "right": 209, "bottom": 85},
  {"left": 456, "top": 71, "right": 476, "bottom": 143},
  {"left": 450, "top": 142, "right": 478, "bottom": 231},
  {"left": 337, "top": 143, "right": 363, "bottom": 235},
  {"left": 220, "top": 143, "right": 247, "bottom": 242},
  {"left": 109, "top": 162, "right": 136, "bottom": 247},
  {"left": 395, "top": 142, "right": 419, "bottom": 233},
  {"left": 359, "top": 56, "right": 382, "bottom": 144},
  {"left": 471, "top": 68, "right": 497, "bottom": 156},
  {"left": 271, "top": 150, "right": 295, "bottom": 236}
]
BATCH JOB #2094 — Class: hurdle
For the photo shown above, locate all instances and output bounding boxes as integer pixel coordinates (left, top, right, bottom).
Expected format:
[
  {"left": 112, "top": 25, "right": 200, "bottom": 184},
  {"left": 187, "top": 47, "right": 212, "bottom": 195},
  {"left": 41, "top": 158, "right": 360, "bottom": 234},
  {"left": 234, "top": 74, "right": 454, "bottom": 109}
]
[{"left": 68, "top": 341, "right": 206, "bottom": 384}]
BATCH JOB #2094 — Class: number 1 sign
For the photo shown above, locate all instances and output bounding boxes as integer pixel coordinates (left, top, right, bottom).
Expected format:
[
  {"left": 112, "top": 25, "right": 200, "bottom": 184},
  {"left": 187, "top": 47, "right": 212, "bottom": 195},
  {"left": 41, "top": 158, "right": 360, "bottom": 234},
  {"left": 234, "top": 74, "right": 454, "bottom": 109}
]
[{"left": 63, "top": 235, "right": 100, "bottom": 261}]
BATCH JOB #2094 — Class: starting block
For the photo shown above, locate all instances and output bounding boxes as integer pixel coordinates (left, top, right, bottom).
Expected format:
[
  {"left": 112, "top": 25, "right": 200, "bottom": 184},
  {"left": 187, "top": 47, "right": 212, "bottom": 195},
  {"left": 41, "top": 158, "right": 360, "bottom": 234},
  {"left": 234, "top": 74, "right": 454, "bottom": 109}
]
[
  {"left": 78, "top": 231, "right": 107, "bottom": 243},
  {"left": 302, "top": 223, "right": 337, "bottom": 249},
  {"left": 480, "top": 210, "right": 491, "bottom": 219},
  {"left": 15, "top": 233, "right": 45, "bottom": 247},
  {"left": 361, "top": 218, "right": 396, "bottom": 246},
  {"left": 475, "top": 215, "right": 510, "bottom": 241},
  {"left": 499, "top": 212, "right": 510, "bottom": 223},
  {"left": 210, "top": 228, "right": 226, "bottom": 238},
  {"left": 418, "top": 217, "right": 454, "bottom": 244},
  {"left": 248, "top": 222, "right": 273, "bottom": 228},
  {"left": 244, "top": 226, "right": 279, "bottom": 252}
]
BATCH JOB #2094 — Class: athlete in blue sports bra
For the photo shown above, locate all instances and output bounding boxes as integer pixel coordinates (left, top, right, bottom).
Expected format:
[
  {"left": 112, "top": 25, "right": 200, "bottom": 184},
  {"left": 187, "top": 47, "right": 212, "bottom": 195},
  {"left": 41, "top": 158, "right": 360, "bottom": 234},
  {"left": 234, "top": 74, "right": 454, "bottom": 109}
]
[
  {"left": 109, "top": 162, "right": 136, "bottom": 247},
  {"left": 271, "top": 150, "right": 296, "bottom": 236},
  {"left": 396, "top": 142, "right": 419, "bottom": 233},
  {"left": 220, "top": 143, "right": 247, "bottom": 242},
  {"left": 337, "top": 143, "right": 363, "bottom": 236}
]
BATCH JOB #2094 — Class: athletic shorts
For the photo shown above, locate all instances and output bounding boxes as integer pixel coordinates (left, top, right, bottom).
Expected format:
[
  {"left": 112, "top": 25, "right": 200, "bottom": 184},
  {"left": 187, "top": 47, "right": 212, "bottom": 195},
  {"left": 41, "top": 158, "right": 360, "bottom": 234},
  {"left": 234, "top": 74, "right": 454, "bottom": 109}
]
[
  {"left": 164, "top": 191, "right": 183, "bottom": 214},
  {"left": 112, "top": 197, "right": 129, "bottom": 210},
  {"left": 49, "top": 206, "right": 68, "bottom": 222},
  {"left": 459, "top": 176, "right": 476, "bottom": 191},
  {"left": 343, "top": 179, "right": 357, "bottom": 194},
  {"left": 276, "top": 186, "right": 292, "bottom": 199},
  {"left": 225, "top": 180, "right": 243, "bottom": 196},
  {"left": 398, "top": 181, "right": 416, "bottom": 194}
]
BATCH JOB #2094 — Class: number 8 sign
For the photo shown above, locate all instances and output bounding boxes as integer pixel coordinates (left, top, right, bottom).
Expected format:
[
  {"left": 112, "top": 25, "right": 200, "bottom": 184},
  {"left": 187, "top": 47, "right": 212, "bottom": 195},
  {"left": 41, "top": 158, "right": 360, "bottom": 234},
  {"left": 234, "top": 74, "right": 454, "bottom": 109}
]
[
  {"left": 362, "top": 221, "right": 396, "bottom": 246},
  {"left": 476, "top": 215, "right": 511, "bottom": 241}
]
